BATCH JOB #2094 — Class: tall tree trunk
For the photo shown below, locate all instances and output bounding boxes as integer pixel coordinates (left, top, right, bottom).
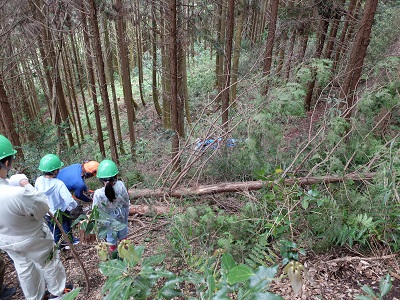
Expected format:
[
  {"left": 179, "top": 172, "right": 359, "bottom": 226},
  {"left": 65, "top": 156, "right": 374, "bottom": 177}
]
[
  {"left": 115, "top": 0, "right": 136, "bottom": 155},
  {"left": 70, "top": 33, "right": 92, "bottom": 134},
  {"left": 323, "top": 0, "right": 345, "bottom": 60},
  {"left": 151, "top": 0, "right": 162, "bottom": 117},
  {"left": 339, "top": 0, "right": 379, "bottom": 120},
  {"left": 0, "top": 73, "right": 22, "bottom": 154},
  {"left": 88, "top": 0, "right": 118, "bottom": 162},
  {"left": 304, "top": 12, "right": 330, "bottom": 111},
  {"left": 61, "top": 48, "right": 81, "bottom": 147},
  {"left": 169, "top": 0, "right": 181, "bottom": 172},
  {"left": 177, "top": 1, "right": 187, "bottom": 136},
  {"left": 221, "top": 0, "right": 234, "bottom": 133},
  {"left": 64, "top": 42, "right": 84, "bottom": 142},
  {"left": 103, "top": 16, "right": 125, "bottom": 155},
  {"left": 81, "top": 1, "right": 105, "bottom": 157},
  {"left": 161, "top": 5, "right": 171, "bottom": 129},
  {"left": 262, "top": 0, "right": 279, "bottom": 96},
  {"left": 215, "top": 0, "right": 226, "bottom": 97},
  {"left": 284, "top": 29, "right": 297, "bottom": 80},
  {"left": 133, "top": 0, "right": 146, "bottom": 107},
  {"left": 231, "top": 0, "right": 245, "bottom": 103},
  {"left": 332, "top": 0, "right": 358, "bottom": 73}
]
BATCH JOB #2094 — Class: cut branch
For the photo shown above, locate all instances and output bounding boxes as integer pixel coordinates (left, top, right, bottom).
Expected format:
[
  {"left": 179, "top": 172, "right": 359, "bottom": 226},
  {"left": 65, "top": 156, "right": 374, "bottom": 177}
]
[{"left": 128, "top": 172, "right": 376, "bottom": 199}]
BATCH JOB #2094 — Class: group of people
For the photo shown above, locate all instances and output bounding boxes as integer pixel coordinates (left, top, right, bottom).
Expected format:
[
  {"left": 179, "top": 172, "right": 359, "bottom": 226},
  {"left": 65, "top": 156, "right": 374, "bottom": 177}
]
[{"left": 0, "top": 134, "right": 130, "bottom": 300}]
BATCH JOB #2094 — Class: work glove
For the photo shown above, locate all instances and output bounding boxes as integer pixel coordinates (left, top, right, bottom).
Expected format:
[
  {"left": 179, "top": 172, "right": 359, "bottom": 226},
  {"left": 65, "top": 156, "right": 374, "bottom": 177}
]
[{"left": 8, "top": 174, "right": 29, "bottom": 186}]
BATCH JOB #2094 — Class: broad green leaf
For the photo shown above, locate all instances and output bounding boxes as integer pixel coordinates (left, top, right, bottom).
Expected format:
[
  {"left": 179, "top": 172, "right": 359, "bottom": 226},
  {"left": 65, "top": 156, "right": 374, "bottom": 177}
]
[
  {"left": 102, "top": 277, "right": 120, "bottom": 296},
  {"left": 160, "top": 287, "right": 183, "bottom": 299},
  {"left": 142, "top": 254, "right": 165, "bottom": 267},
  {"left": 99, "top": 260, "right": 127, "bottom": 276},
  {"left": 211, "top": 286, "right": 230, "bottom": 300},
  {"left": 227, "top": 265, "right": 255, "bottom": 285},
  {"left": 221, "top": 253, "right": 236, "bottom": 273},
  {"left": 104, "top": 277, "right": 130, "bottom": 300},
  {"left": 207, "top": 274, "right": 216, "bottom": 299},
  {"left": 379, "top": 274, "right": 392, "bottom": 297},
  {"left": 254, "top": 292, "right": 285, "bottom": 300},
  {"left": 354, "top": 296, "right": 374, "bottom": 300},
  {"left": 134, "top": 245, "right": 145, "bottom": 259},
  {"left": 361, "top": 285, "right": 377, "bottom": 297},
  {"left": 250, "top": 265, "right": 279, "bottom": 288},
  {"left": 301, "top": 199, "right": 309, "bottom": 209}
]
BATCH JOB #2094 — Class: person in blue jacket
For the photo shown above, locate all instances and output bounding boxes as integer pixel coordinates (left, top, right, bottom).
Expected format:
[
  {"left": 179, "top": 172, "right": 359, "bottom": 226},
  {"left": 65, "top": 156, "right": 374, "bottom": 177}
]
[{"left": 57, "top": 160, "right": 99, "bottom": 203}]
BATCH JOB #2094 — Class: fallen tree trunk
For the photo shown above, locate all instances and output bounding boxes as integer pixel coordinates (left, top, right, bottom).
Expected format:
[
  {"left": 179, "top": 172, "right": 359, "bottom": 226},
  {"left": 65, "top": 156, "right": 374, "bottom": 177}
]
[{"left": 128, "top": 172, "right": 376, "bottom": 199}]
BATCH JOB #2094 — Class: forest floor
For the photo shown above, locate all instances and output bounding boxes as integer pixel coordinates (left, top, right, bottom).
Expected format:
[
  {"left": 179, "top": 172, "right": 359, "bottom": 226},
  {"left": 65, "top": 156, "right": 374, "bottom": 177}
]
[
  {"left": 2, "top": 199, "right": 400, "bottom": 300},
  {"left": 3, "top": 103, "right": 400, "bottom": 299},
  {"left": 3, "top": 39, "right": 400, "bottom": 300}
]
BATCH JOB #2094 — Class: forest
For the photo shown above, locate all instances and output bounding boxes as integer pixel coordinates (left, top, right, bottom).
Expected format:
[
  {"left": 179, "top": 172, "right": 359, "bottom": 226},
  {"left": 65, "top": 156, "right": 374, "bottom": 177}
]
[{"left": 1, "top": 0, "right": 400, "bottom": 299}]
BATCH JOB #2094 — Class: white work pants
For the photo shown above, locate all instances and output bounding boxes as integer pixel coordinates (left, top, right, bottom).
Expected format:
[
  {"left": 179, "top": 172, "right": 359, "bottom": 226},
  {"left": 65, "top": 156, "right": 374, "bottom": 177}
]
[{"left": 0, "top": 223, "right": 66, "bottom": 300}]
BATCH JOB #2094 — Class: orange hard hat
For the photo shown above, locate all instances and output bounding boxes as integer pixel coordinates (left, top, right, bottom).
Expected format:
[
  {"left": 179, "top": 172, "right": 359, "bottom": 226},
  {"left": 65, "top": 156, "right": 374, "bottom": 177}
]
[{"left": 83, "top": 160, "right": 100, "bottom": 174}]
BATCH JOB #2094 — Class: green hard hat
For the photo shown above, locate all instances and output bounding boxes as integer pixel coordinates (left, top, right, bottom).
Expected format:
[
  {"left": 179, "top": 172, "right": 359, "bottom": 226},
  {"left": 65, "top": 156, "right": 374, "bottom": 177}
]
[
  {"left": 0, "top": 134, "right": 17, "bottom": 160},
  {"left": 38, "top": 154, "right": 64, "bottom": 172},
  {"left": 97, "top": 159, "right": 119, "bottom": 178}
]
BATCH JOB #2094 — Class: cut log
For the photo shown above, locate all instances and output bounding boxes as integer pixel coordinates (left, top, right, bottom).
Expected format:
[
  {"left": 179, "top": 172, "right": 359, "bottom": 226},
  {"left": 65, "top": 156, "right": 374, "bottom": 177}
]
[
  {"left": 128, "top": 172, "right": 376, "bottom": 199},
  {"left": 129, "top": 205, "right": 171, "bottom": 216}
]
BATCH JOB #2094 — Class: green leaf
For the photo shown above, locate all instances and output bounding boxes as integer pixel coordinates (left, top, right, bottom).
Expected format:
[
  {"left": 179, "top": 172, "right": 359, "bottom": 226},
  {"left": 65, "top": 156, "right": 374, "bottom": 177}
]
[
  {"left": 142, "top": 254, "right": 165, "bottom": 267},
  {"left": 354, "top": 296, "right": 374, "bottom": 300},
  {"left": 227, "top": 265, "right": 255, "bottom": 285},
  {"left": 301, "top": 199, "right": 309, "bottom": 209},
  {"left": 254, "top": 292, "right": 285, "bottom": 300},
  {"left": 221, "top": 253, "right": 236, "bottom": 273},
  {"left": 160, "top": 287, "right": 183, "bottom": 299},
  {"left": 211, "top": 285, "right": 230, "bottom": 300},
  {"left": 379, "top": 274, "right": 392, "bottom": 297},
  {"left": 104, "top": 277, "right": 130, "bottom": 300},
  {"left": 250, "top": 265, "right": 279, "bottom": 288},
  {"left": 207, "top": 274, "right": 216, "bottom": 299},
  {"left": 99, "top": 260, "right": 127, "bottom": 276},
  {"left": 361, "top": 285, "right": 377, "bottom": 297},
  {"left": 102, "top": 277, "right": 120, "bottom": 296}
]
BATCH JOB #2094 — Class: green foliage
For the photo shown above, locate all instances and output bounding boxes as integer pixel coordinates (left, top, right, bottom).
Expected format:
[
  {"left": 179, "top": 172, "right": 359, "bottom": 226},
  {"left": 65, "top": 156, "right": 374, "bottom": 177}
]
[
  {"left": 184, "top": 252, "right": 284, "bottom": 299},
  {"left": 72, "top": 205, "right": 127, "bottom": 241},
  {"left": 355, "top": 274, "right": 393, "bottom": 300},
  {"left": 270, "top": 83, "right": 306, "bottom": 118},
  {"left": 368, "top": 1, "right": 400, "bottom": 64},
  {"left": 295, "top": 58, "right": 333, "bottom": 87},
  {"left": 331, "top": 213, "right": 381, "bottom": 248},
  {"left": 98, "top": 241, "right": 181, "bottom": 299}
]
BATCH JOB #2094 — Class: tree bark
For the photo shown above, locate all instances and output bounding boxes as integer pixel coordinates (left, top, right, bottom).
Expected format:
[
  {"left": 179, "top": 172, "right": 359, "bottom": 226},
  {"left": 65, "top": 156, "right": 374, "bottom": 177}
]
[
  {"left": 0, "top": 73, "right": 22, "bottom": 153},
  {"left": 262, "top": 0, "right": 279, "bottom": 96},
  {"left": 221, "top": 0, "right": 234, "bottom": 132},
  {"left": 151, "top": 1, "right": 162, "bottom": 117},
  {"left": 169, "top": 0, "right": 181, "bottom": 172},
  {"left": 340, "top": 0, "right": 379, "bottom": 120},
  {"left": 115, "top": 0, "right": 136, "bottom": 155},
  {"left": 231, "top": 0, "right": 245, "bottom": 103},
  {"left": 81, "top": 0, "right": 105, "bottom": 157},
  {"left": 88, "top": 0, "right": 119, "bottom": 162},
  {"left": 102, "top": 16, "right": 125, "bottom": 155}
]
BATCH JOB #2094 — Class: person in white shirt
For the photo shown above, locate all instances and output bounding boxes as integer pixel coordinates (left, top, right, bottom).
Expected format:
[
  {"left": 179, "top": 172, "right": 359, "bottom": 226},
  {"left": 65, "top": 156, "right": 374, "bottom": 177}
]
[
  {"left": 0, "top": 135, "right": 67, "bottom": 300},
  {"left": 35, "top": 154, "right": 79, "bottom": 249}
]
